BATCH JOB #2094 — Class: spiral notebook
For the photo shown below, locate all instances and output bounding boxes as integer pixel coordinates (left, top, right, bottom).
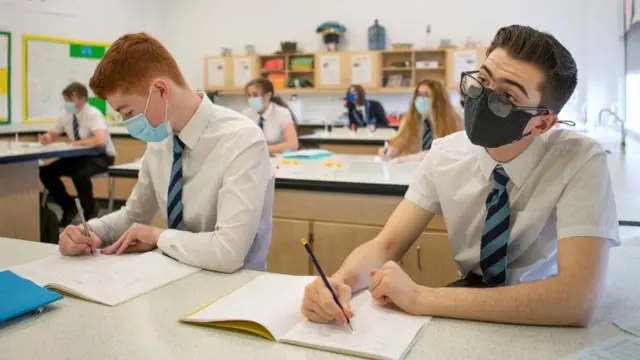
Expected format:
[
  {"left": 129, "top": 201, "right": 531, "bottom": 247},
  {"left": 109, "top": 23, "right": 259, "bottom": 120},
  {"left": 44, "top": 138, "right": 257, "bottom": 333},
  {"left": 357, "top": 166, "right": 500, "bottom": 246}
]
[{"left": 182, "top": 274, "right": 428, "bottom": 360}]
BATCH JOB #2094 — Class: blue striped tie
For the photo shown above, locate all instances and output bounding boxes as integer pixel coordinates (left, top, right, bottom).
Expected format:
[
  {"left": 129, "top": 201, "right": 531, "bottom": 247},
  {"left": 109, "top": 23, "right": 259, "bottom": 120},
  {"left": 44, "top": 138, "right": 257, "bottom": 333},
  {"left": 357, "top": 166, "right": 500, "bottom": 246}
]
[
  {"left": 258, "top": 116, "right": 265, "bottom": 130},
  {"left": 422, "top": 118, "right": 433, "bottom": 150},
  {"left": 72, "top": 114, "right": 80, "bottom": 140},
  {"left": 480, "top": 166, "right": 510, "bottom": 286},
  {"left": 167, "top": 136, "right": 185, "bottom": 230}
]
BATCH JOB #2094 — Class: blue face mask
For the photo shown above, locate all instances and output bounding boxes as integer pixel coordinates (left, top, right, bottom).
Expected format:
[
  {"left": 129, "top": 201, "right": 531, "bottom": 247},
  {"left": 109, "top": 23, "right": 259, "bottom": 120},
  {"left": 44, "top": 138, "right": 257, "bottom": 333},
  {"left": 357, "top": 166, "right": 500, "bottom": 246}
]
[
  {"left": 123, "top": 87, "right": 171, "bottom": 143},
  {"left": 64, "top": 102, "right": 78, "bottom": 114},
  {"left": 347, "top": 93, "right": 357, "bottom": 103},
  {"left": 414, "top": 97, "right": 431, "bottom": 117},
  {"left": 248, "top": 97, "right": 264, "bottom": 112}
]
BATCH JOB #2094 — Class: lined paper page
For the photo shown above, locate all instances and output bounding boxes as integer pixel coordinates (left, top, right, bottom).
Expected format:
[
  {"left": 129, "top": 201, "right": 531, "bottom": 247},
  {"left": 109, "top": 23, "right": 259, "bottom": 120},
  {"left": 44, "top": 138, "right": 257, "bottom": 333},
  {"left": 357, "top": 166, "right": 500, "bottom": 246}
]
[
  {"left": 10, "top": 252, "right": 200, "bottom": 306},
  {"left": 561, "top": 335, "right": 640, "bottom": 360},
  {"left": 282, "top": 293, "right": 428, "bottom": 360}
]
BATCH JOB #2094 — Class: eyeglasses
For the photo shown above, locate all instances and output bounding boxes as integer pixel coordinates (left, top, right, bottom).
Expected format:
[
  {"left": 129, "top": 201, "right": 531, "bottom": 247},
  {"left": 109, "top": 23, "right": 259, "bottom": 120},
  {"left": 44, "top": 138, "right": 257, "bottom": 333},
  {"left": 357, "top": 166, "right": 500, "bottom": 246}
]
[{"left": 460, "top": 71, "right": 549, "bottom": 118}]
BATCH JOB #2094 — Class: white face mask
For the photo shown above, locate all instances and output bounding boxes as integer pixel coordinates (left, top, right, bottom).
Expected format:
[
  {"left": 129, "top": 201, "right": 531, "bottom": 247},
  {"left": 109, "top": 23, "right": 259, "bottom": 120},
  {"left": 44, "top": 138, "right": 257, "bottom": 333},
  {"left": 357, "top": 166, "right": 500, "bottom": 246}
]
[
  {"left": 123, "top": 87, "right": 172, "bottom": 142},
  {"left": 64, "top": 102, "right": 78, "bottom": 114}
]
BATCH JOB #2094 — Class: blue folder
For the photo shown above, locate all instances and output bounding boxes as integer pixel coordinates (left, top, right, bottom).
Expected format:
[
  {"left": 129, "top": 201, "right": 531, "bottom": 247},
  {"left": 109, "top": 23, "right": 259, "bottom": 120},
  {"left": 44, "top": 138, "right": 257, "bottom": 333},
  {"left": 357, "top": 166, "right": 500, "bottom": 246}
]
[{"left": 0, "top": 270, "right": 63, "bottom": 324}]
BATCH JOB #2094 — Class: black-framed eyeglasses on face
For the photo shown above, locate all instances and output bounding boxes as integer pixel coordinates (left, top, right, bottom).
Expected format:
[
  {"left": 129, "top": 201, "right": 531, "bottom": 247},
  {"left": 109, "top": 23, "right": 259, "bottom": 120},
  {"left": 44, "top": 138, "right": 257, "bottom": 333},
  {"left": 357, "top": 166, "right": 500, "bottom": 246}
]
[{"left": 460, "top": 70, "right": 549, "bottom": 118}]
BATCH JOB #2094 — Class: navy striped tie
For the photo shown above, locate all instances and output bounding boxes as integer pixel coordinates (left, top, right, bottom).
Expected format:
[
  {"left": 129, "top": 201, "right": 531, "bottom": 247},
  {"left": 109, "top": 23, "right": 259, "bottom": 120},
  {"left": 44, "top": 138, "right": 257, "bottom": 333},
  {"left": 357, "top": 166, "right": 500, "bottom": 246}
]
[
  {"left": 480, "top": 166, "right": 510, "bottom": 286},
  {"left": 422, "top": 118, "right": 433, "bottom": 150},
  {"left": 167, "top": 136, "right": 185, "bottom": 230},
  {"left": 72, "top": 114, "right": 80, "bottom": 140},
  {"left": 258, "top": 116, "right": 265, "bottom": 130}
]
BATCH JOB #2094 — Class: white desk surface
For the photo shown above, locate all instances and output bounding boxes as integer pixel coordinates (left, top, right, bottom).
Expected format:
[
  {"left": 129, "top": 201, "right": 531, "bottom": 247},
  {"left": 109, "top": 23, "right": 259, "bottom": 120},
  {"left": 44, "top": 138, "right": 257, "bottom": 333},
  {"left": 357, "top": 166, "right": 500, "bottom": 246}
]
[
  {"left": 0, "top": 238, "right": 639, "bottom": 360},
  {"left": 300, "top": 128, "right": 397, "bottom": 142},
  {"left": 0, "top": 124, "right": 130, "bottom": 136},
  {"left": 0, "top": 141, "right": 95, "bottom": 161}
]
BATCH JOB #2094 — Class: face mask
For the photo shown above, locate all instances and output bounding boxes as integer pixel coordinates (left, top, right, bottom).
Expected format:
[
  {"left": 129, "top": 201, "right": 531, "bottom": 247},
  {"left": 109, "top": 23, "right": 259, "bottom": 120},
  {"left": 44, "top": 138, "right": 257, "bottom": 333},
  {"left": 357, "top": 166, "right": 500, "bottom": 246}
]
[
  {"left": 347, "top": 93, "right": 357, "bottom": 103},
  {"left": 248, "top": 97, "right": 264, "bottom": 112},
  {"left": 64, "top": 102, "right": 78, "bottom": 114},
  {"left": 464, "top": 88, "right": 534, "bottom": 148},
  {"left": 414, "top": 97, "right": 431, "bottom": 117},
  {"left": 123, "top": 87, "right": 172, "bottom": 143}
]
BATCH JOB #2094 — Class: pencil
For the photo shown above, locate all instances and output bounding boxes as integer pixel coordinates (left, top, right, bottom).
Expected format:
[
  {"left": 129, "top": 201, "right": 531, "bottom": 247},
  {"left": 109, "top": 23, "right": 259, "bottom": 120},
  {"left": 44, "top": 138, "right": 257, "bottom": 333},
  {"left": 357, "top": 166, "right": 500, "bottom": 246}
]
[
  {"left": 74, "top": 198, "right": 91, "bottom": 254},
  {"left": 300, "top": 238, "right": 353, "bottom": 330}
]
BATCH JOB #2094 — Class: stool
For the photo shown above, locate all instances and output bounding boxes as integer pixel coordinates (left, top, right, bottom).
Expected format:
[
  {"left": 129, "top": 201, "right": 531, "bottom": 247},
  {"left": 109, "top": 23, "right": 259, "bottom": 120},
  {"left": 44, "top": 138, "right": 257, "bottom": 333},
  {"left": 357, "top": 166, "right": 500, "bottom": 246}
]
[{"left": 41, "top": 172, "right": 115, "bottom": 213}]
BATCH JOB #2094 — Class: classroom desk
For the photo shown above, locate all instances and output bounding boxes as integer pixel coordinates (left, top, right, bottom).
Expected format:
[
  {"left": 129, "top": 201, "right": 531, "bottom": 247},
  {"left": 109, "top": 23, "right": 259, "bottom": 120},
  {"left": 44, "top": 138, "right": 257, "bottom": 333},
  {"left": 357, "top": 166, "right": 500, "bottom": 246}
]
[
  {"left": 298, "top": 128, "right": 396, "bottom": 155},
  {"left": 0, "top": 141, "right": 102, "bottom": 241},
  {"left": 1, "top": 237, "right": 639, "bottom": 360}
]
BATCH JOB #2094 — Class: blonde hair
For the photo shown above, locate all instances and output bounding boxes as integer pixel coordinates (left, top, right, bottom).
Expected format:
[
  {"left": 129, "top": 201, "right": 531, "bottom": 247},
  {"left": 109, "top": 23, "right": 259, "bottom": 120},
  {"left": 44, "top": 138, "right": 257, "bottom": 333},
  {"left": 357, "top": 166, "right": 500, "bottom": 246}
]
[{"left": 389, "top": 80, "right": 461, "bottom": 154}]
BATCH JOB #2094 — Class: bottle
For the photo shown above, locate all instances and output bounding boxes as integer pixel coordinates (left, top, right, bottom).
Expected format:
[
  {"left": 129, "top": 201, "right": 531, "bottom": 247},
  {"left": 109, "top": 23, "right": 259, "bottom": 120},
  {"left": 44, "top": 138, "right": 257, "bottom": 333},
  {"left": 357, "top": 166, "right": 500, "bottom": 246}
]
[{"left": 368, "top": 19, "right": 386, "bottom": 50}]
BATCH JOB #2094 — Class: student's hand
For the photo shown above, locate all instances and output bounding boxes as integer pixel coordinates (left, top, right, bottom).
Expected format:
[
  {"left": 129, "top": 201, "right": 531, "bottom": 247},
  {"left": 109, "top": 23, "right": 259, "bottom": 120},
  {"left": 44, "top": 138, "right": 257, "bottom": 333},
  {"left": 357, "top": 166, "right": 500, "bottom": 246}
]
[
  {"left": 38, "top": 134, "right": 53, "bottom": 145},
  {"left": 58, "top": 225, "right": 102, "bottom": 256},
  {"left": 377, "top": 147, "right": 397, "bottom": 161},
  {"left": 369, "top": 261, "right": 426, "bottom": 316},
  {"left": 301, "top": 277, "right": 354, "bottom": 325},
  {"left": 101, "top": 223, "right": 164, "bottom": 255}
]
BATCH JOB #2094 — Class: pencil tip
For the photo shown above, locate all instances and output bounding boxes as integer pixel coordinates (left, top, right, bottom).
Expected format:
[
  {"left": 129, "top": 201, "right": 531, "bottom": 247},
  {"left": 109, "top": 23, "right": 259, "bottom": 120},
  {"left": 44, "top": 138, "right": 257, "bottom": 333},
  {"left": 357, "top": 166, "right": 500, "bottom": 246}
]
[{"left": 300, "top": 238, "right": 308, "bottom": 245}]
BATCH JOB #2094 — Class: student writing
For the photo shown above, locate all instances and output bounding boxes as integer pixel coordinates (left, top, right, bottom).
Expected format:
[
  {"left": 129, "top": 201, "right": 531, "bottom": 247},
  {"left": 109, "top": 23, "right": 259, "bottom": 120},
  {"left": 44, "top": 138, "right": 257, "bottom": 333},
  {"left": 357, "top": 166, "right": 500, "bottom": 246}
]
[
  {"left": 39, "top": 82, "right": 116, "bottom": 225},
  {"left": 379, "top": 79, "right": 461, "bottom": 162},
  {"left": 242, "top": 78, "right": 299, "bottom": 154},
  {"left": 57, "top": 33, "right": 274, "bottom": 272},
  {"left": 300, "top": 25, "right": 619, "bottom": 327},
  {"left": 345, "top": 84, "right": 388, "bottom": 129}
]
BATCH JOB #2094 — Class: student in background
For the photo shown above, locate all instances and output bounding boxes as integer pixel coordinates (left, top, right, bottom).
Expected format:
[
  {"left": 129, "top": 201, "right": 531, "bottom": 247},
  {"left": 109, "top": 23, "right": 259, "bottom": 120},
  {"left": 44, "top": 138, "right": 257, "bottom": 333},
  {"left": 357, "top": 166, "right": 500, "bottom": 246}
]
[
  {"left": 242, "top": 78, "right": 299, "bottom": 155},
  {"left": 301, "top": 25, "right": 618, "bottom": 328},
  {"left": 379, "top": 79, "right": 461, "bottom": 162},
  {"left": 39, "top": 82, "right": 116, "bottom": 225},
  {"left": 345, "top": 84, "right": 388, "bottom": 129},
  {"left": 57, "top": 33, "right": 274, "bottom": 273}
]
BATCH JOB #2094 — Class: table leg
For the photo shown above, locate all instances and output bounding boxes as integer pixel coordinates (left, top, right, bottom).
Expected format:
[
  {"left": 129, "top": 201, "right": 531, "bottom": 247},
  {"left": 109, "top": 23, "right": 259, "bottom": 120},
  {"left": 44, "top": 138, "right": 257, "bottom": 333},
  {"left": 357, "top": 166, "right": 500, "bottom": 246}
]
[{"left": 0, "top": 161, "right": 41, "bottom": 241}]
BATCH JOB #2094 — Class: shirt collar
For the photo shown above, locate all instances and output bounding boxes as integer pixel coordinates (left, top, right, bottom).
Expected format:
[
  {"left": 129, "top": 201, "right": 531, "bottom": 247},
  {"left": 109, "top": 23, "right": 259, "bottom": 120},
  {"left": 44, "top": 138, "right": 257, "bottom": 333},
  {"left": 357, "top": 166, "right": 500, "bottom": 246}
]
[
  {"left": 261, "top": 102, "right": 274, "bottom": 118},
  {"left": 477, "top": 135, "right": 546, "bottom": 188},
  {"left": 175, "top": 95, "right": 213, "bottom": 150}
]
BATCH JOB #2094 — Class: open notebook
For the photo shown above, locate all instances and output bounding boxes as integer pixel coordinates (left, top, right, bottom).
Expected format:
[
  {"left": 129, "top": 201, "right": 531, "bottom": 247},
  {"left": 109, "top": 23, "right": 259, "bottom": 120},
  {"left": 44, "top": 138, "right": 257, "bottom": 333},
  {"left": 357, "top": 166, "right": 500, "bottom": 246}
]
[
  {"left": 182, "top": 274, "right": 428, "bottom": 360},
  {"left": 9, "top": 252, "right": 200, "bottom": 306}
]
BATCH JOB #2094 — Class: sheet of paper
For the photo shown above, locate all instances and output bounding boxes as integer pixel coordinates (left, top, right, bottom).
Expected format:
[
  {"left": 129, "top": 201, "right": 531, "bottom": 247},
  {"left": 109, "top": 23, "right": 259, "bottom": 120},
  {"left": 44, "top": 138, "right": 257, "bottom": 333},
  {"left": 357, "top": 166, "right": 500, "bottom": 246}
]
[
  {"left": 282, "top": 293, "right": 428, "bottom": 360},
  {"left": 184, "top": 274, "right": 314, "bottom": 339},
  {"left": 0, "top": 95, "right": 7, "bottom": 120},
  {"left": 614, "top": 311, "right": 640, "bottom": 337},
  {"left": 319, "top": 55, "right": 341, "bottom": 86},
  {"left": 233, "top": 57, "right": 253, "bottom": 88},
  {"left": 207, "top": 58, "right": 226, "bottom": 87},
  {"left": 0, "top": 34, "right": 8, "bottom": 69},
  {"left": 453, "top": 50, "right": 478, "bottom": 79},
  {"left": 351, "top": 54, "right": 373, "bottom": 85},
  {"left": 10, "top": 252, "right": 200, "bottom": 306},
  {"left": 561, "top": 335, "right": 640, "bottom": 360}
]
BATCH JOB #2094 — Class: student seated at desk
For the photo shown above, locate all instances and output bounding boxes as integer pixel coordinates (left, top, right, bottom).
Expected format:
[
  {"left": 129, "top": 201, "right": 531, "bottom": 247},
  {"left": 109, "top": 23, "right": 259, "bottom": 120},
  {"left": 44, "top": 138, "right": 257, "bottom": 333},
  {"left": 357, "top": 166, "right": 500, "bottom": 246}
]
[
  {"left": 345, "top": 84, "right": 388, "bottom": 129},
  {"left": 379, "top": 79, "right": 461, "bottom": 162},
  {"left": 57, "top": 33, "right": 274, "bottom": 273},
  {"left": 39, "top": 82, "right": 116, "bottom": 225},
  {"left": 301, "top": 25, "right": 619, "bottom": 328},
  {"left": 242, "top": 78, "right": 299, "bottom": 154}
]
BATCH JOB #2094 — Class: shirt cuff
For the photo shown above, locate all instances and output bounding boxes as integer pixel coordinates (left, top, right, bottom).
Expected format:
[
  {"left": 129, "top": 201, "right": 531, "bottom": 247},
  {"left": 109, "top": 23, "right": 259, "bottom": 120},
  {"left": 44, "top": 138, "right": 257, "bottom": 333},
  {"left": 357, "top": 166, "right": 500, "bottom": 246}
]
[
  {"left": 558, "top": 226, "right": 620, "bottom": 246},
  {"left": 87, "top": 218, "right": 109, "bottom": 247},
  {"left": 404, "top": 188, "right": 441, "bottom": 214}
]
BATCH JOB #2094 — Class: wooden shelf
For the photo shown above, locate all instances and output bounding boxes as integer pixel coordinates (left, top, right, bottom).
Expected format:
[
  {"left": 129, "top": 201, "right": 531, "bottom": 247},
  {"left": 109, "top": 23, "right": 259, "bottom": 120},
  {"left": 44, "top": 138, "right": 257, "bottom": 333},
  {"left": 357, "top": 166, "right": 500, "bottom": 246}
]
[
  {"left": 378, "top": 87, "right": 414, "bottom": 93},
  {"left": 382, "top": 67, "right": 412, "bottom": 71},
  {"left": 260, "top": 68, "right": 286, "bottom": 73},
  {"left": 415, "top": 67, "right": 446, "bottom": 70},
  {"left": 288, "top": 70, "right": 314, "bottom": 74}
]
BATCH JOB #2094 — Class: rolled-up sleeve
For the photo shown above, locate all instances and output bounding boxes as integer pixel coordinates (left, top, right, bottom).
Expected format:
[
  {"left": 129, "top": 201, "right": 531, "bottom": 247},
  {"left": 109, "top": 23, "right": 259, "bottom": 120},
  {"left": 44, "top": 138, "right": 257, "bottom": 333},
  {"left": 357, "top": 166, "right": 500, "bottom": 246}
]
[
  {"left": 157, "top": 139, "right": 271, "bottom": 272},
  {"left": 404, "top": 146, "right": 441, "bottom": 214}
]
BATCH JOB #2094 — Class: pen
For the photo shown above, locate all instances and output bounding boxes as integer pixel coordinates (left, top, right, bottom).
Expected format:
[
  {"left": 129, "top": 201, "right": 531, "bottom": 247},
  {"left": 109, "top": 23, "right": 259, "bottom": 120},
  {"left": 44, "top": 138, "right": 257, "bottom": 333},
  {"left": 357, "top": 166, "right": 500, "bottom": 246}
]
[
  {"left": 74, "top": 198, "right": 92, "bottom": 254},
  {"left": 300, "top": 238, "right": 353, "bottom": 331},
  {"left": 383, "top": 141, "right": 389, "bottom": 155}
]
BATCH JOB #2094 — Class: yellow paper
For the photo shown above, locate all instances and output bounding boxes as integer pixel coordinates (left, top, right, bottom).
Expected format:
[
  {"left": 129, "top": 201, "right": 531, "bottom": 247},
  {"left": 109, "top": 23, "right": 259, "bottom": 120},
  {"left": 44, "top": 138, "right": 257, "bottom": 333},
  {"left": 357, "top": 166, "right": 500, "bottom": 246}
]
[{"left": 0, "top": 68, "right": 7, "bottom": 95}]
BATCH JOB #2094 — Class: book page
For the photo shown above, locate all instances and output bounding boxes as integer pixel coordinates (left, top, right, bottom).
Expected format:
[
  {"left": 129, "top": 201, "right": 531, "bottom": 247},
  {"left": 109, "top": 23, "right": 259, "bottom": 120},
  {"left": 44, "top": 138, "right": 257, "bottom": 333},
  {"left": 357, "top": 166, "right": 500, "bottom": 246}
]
[
  {"left": 10, "top": 252, "right": 200, "bottom": 306},
  {"left": 281, "top": 293, "right": 428, "bottom": 360},
  {"left": 561, "top": 335, "right": 640, "bottom": 360},
  {"left": 614, "top": 311, "right": 640, "bottom": 337},
  {"left": 184, "top": 274, "right": 314, "bottom": 340}
]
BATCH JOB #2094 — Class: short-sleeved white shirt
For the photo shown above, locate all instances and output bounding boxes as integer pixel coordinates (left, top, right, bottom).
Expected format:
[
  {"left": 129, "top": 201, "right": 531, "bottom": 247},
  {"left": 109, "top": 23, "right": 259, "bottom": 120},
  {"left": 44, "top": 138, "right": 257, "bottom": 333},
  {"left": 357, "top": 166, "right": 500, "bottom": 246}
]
[
  {"left": 242, "top": 103, "right": 293, "bottom": 145},
  {"left": 54, "top": 104, "right": 116, "bottom": 157},
  {"left": 405, "top": 129, "right": 619, "bottom": 284}
]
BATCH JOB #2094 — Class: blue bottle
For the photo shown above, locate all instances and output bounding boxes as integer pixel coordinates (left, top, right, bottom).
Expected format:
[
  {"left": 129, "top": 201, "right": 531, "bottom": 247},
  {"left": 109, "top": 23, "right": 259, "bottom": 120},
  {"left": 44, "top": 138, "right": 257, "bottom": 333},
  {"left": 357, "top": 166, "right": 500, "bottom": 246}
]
[{"left": 368, "top": 19, "right": 386, "bottom": 51}]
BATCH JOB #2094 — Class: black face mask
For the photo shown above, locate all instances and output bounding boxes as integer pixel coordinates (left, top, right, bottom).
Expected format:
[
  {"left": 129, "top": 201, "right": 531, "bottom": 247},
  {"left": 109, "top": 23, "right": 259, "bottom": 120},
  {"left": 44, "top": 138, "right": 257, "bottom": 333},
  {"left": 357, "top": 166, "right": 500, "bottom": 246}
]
[{"left": 464, "top": 88, "right": 535, "bottom": 148}]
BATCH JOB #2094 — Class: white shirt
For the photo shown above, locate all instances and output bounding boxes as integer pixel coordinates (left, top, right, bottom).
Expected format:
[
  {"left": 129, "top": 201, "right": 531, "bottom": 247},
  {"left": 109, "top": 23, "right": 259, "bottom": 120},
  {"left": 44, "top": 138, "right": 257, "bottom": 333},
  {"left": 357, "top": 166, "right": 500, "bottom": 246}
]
[
  {"left": 405, "top": 130, "right": 619, "bottom": 284},
  {"left": 243, "top": 103, "right": 293, "bottom": 144},
  {"left": 88, "top": 96, "right": 275, "bottom": 273},
  {"left": 54, "top": 104, "right": 116, "bottom": 157}
]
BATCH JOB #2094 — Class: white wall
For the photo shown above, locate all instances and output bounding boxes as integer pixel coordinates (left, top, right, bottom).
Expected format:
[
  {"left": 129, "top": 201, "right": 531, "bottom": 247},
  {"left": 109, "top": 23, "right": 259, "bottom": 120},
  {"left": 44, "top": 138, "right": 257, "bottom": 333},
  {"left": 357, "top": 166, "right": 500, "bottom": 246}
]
[
  {"left": 0, "top": 0, "right": 161, "bottom": 125},
  {"left": 157, "top": 0, "right": 623, "bottom": 124}
]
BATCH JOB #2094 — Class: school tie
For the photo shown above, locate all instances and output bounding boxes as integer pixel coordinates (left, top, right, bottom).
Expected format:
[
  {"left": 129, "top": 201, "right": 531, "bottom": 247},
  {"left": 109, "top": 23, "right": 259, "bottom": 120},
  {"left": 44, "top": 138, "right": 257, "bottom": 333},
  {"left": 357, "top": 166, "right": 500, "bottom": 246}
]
[
  {"left": 167, "top": 136, "right": 185, "bottom": 230},
  {"left": 72, "top": 114, "right": 80, "bottom": 141},
  {"left": 480, "top": 166, "right": 510, "bottom": 286},
  {"left": 258, "top": 116, "right": 265, "bottom": 130},
  {"left": 421, "top": 118, "right": 433, "bottom": 150}
]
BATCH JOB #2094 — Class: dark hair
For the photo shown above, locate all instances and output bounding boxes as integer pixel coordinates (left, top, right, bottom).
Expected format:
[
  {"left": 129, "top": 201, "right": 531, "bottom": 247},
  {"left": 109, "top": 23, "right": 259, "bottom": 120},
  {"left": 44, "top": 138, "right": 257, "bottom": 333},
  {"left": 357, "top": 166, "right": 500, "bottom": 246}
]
[
  {"left": 62, "top": 82, "right": 89, "bottom": 100},
  {"left": 486, "top": 25, "right": 578, "bottom": 113},
  {"left": 244, "top": 78, "right": 297, "bottom": 123},
  {"left": 345, "top": 84, "right": 366, "bottom": 107}
]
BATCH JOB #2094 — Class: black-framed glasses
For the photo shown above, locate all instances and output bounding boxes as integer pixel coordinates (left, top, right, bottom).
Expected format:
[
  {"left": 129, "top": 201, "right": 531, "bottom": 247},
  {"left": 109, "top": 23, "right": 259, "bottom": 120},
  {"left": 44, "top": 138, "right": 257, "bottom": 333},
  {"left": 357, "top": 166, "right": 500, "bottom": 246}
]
[{"left": 460, "top": 71, "right": 549, "bottom": 118}]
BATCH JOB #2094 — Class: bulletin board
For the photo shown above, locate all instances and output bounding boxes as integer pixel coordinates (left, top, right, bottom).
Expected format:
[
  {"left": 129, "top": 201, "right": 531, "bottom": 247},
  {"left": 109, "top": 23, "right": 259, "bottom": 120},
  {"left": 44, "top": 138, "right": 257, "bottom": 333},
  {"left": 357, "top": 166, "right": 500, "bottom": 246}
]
[
  {"left": 0, "top": 31, "right": 10, "bottom": 125},
  {"left": 22, "top": 34, "right": 116, "bottom": 124}
]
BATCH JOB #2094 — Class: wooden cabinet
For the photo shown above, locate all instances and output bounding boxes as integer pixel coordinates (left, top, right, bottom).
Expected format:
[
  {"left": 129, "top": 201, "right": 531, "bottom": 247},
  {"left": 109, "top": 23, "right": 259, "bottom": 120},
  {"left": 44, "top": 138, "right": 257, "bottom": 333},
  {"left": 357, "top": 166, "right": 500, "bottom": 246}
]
[
  {"left": 400, "top": 231, "right": 459, "bottom": 287},
  {"left": 311, "top": 222, "right": 383, "bottom": 276},
  {"left": 346, "top": 51, "right": 380, "bottom": 89},
  {"left": 314, "top": 52, "right": 347, "bottom": 90},
  {"left": 267, "top": 218, "right": 311, "bottom": 275},
  {"left": 204, "top": 56, "right": 233, "bottom": 91}
]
